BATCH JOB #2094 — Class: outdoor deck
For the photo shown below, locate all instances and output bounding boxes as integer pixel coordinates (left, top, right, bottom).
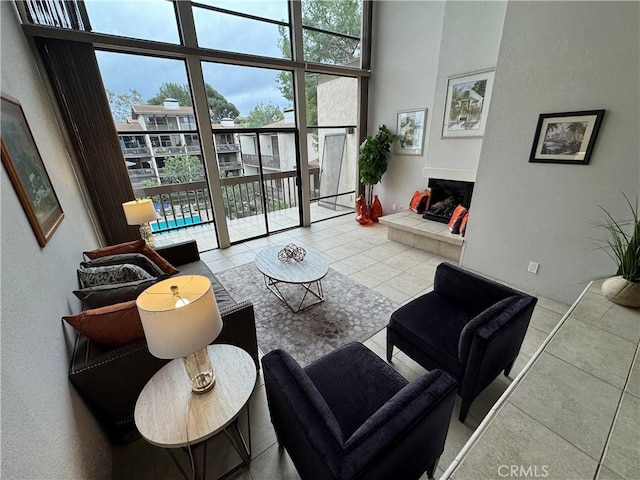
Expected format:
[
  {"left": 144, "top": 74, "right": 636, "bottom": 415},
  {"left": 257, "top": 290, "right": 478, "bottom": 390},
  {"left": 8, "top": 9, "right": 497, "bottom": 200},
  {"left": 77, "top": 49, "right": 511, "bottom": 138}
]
[{"left": 153, "top": 201, "right": 354, "bottom": 251}]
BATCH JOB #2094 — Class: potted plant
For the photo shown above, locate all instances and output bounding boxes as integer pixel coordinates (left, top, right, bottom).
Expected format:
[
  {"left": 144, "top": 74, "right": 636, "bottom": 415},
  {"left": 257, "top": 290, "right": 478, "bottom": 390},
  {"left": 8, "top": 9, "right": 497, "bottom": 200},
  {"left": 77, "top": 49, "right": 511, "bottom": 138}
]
[
  {"left": 598, "top": 193, "right": 640, "bottom": 307},
  {"left": 358, "top": 125, "right": 399, "bottom": 222}
]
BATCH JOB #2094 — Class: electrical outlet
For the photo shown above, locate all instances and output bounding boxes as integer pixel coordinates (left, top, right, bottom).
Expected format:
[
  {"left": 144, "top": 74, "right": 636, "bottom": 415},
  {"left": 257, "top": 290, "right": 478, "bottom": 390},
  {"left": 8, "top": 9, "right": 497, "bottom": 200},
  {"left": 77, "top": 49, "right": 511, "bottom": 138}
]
[
  {"left": 398, "top": 204, "right": 403, "bottom": 211},
  {"left": 528, "top": 261, "right": 539, "bottom": 274},
  {"left": 392, "top": 203, "right": 397, "bottom": 211}
]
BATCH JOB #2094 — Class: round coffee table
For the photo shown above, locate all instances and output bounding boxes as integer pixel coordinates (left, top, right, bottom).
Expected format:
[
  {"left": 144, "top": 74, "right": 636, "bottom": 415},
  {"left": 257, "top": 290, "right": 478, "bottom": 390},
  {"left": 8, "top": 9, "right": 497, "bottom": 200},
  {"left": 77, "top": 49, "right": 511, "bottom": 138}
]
[
  {"left": 134, "top": 345, "right": 256, "bottom": 479},
  {"left": 255, "top": 245, "right": 329, "bottom": 313}
]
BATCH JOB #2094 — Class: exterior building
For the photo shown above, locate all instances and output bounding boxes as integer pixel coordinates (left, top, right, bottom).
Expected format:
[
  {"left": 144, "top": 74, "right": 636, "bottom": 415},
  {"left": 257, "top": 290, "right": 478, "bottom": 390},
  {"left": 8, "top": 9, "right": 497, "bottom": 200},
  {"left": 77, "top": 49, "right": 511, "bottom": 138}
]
[{"left": 116, "top": 99, "right": 242, "bottom": 188}]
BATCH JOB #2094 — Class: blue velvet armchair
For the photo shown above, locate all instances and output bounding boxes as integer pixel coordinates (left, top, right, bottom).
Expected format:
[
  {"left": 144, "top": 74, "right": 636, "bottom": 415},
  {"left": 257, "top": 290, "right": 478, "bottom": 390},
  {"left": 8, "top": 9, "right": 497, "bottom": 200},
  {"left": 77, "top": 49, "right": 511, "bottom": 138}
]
[
  {"left": 387, "top": 262, "right": 537, "bottom": 422},
  {"left": 262, "top": 342, "right": 457, "bottom": 480}
]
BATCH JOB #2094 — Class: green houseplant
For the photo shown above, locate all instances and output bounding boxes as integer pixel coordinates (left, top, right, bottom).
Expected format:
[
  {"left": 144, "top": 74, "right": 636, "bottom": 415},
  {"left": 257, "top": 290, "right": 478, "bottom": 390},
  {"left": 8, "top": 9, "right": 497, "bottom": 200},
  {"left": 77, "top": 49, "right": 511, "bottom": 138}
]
[
  {"left": 358, "top": 125, "right": 399, "bottom": 221},
  {"left": 598, "top": 193, "right": 640, "bottom": 307}
]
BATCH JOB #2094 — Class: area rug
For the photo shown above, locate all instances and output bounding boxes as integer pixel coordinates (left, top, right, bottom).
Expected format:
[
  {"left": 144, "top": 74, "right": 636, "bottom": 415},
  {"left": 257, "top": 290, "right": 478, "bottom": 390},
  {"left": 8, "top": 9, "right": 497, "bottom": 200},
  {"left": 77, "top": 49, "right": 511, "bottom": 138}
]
[{"left": 216, "top": 263, "right": 399, "bottom": 366}]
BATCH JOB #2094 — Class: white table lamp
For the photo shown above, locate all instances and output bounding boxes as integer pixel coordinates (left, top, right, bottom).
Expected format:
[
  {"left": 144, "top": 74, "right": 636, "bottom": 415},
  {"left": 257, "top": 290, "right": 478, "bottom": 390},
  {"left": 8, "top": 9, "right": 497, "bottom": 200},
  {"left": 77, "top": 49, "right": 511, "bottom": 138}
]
[
  {"left": 136, "top": 275, "right": 223, "bottom": 394},
  {"left": 122, "top": 199, "right": 158, "bottom": 247}
]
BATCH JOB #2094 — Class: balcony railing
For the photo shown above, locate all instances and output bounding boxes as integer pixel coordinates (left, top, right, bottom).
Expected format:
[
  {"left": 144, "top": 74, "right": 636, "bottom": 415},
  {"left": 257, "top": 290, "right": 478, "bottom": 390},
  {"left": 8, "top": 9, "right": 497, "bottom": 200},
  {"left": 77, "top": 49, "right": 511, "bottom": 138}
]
[
  {"left": 152, "top": 146, "right": 197, "bottom": 155},
  {"left": 216, "top": 144, "right": 240, "bottom": 153},
  {"left": 242, "top": 153, "right": 281, "bottom": 170},
  {"left": 122, "top": 147, "right": 151, "bottom": 156},
  {"left": 133, "top": 167, "right": 321, "bottom": 233}
]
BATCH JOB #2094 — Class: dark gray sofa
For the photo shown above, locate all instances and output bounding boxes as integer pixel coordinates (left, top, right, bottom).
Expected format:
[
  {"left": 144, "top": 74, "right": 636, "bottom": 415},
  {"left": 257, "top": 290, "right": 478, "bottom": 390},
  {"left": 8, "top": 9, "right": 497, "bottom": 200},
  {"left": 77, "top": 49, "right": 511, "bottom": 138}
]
[{"left": 68, "top": 240, "right": 258, "bottom": 442}]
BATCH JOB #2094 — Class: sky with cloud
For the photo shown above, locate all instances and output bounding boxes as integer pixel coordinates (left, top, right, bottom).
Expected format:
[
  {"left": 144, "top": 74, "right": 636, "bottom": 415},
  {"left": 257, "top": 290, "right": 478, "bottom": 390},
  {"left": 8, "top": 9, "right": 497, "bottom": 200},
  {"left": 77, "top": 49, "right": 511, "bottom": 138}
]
[{"left": 88, "top": 0, "right": 292, "bottom": 116}]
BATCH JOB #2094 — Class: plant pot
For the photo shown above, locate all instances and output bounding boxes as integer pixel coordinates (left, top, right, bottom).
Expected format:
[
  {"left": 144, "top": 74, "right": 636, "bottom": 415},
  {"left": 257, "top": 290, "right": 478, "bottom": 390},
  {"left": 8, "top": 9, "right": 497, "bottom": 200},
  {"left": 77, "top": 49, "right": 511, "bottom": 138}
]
[
  {"left": 355, "top": 212, "right": 371, "bottom": 225},
  {"left": 601, "top": 276, "right": 640, "bottom": 308},
  {"left": 355, "top": 194, "right": 371, "bottom": 225},
  {"left": 371, "top": 195, "right": 383, "bottom": 222}
]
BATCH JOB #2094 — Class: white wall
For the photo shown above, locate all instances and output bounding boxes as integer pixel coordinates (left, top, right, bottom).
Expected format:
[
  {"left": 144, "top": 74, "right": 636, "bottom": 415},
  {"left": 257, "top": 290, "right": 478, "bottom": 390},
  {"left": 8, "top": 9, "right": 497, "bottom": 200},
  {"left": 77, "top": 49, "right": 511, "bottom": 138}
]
[
  {"left": 0, "top": 2, "right": 111, "bottom": 478},
  {"left": 423, "top": 1, "right": 507, "bottom": 181},
  {"left": 462, "top": 1, "right": 640, "bottom": 304},
  {"left": 369, "top": 0, "right": 446, "bottom": 213},
  {"left": 369, "top": 1, "right": 506, "bottom": 214}
]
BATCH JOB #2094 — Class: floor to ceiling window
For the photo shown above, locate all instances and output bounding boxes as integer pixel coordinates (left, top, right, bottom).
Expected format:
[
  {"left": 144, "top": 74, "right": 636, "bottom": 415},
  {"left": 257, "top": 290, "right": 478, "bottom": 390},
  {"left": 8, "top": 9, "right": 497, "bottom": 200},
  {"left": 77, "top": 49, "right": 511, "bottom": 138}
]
[
  {"left": 307, "top": 72, "right": 358, "bottom": 221},
  {"left": 18, "top": 0, "right": 369, "bottom": 250},
  {"left": 202, "top": 61, "right": 299, "bottom": 243},
  {"left": 95, "top": 51, "right": 219, "bottom": 249}
]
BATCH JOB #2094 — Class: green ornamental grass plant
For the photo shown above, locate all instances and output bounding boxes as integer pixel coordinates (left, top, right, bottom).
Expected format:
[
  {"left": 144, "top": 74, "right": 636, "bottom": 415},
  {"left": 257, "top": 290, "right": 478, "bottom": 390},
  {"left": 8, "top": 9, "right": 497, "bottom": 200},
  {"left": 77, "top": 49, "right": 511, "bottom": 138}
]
[{"left": 599, "top": 193, "right": 640, "bottom": 283}]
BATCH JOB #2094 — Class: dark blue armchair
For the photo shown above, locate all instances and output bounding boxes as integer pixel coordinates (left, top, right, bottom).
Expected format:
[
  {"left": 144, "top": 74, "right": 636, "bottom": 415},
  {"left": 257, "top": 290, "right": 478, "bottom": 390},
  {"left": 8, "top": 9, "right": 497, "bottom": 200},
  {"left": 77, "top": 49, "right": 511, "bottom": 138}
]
[
  {"left": 387, "top": 262, "right": 537, "bottom": 422},
  {"left": 262, "top": 342, "right": 457, "bottom": 480}
]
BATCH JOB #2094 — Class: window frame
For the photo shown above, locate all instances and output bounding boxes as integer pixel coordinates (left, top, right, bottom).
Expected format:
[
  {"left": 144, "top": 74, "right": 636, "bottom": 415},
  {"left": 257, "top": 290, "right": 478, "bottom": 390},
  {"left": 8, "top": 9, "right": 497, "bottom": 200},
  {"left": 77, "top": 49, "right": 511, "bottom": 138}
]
[{"left": 17, "top": 0, "right": 373, "bottom": 242}]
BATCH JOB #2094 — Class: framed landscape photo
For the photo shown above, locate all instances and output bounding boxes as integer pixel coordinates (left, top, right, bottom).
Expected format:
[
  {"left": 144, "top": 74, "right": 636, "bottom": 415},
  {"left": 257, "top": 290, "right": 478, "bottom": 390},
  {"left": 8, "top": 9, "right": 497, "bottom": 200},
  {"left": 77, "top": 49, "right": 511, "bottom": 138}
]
[
  {"left": 1, "top": 93, "right": 64, "bottom": 247},
  {"left": 396, "top": 108, "right": 427, "bottom": 155},
  {"left": 442, "top": 69, "right": 495, "bottom": 139},
  {"left": 529, "top": 110, "right": 605, "bottom": 165}
]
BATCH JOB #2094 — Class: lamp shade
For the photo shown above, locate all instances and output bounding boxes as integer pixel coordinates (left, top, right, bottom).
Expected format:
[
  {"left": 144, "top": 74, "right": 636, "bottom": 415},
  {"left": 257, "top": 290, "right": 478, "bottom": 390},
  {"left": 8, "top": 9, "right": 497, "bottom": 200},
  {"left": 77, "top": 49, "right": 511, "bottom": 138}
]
[
  {"left": 136, "top": 275, "right": 223, "bottom": 359},
  {"left": 122, "top": 199, "right": 157, "bottom": 225}
]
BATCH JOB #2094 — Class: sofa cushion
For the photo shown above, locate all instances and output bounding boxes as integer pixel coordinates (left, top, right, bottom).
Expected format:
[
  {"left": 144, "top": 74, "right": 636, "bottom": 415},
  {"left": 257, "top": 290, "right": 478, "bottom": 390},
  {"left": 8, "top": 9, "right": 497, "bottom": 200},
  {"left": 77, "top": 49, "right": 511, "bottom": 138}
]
[
  {"left": 174, "top": 260, "right": 236, "bottom": 311},
  {"left": 74, "top": 275, "right": 169, "bottom": 309},
  {"left": 78, "top": 264, "right": 153, "bottom": 288},
  {"left": 84, "top": 240, "right": 179, "bottom": 275},
  {"left": 81, "top": 253, "right": 166, "bottom": 277},
  {"left": 63, "top": 301, "right": 144, "bottom": 346}
]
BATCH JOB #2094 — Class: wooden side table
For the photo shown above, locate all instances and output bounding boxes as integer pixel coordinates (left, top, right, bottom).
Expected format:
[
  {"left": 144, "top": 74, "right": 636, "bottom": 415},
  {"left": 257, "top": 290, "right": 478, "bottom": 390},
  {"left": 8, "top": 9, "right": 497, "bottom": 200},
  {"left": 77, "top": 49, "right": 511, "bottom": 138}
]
[{"left": 134, "top": 344, "right": 257, "bottom": 479}]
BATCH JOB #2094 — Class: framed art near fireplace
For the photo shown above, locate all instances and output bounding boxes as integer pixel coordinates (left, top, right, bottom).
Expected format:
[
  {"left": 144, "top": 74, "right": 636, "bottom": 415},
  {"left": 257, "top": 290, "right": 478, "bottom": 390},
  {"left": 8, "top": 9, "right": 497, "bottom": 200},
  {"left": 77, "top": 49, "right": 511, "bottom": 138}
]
[
  {"left": 396, "top": 108, "right": 427, "bottom": 155},
  {"left": 442, "top": 69, "right": 495, "bottom": 139},
  {"left": 1, "top": 93, "right": 64, "bottom": 247},
  {"left": 529, "top": 110, "right": 605, "bottom": 165}
]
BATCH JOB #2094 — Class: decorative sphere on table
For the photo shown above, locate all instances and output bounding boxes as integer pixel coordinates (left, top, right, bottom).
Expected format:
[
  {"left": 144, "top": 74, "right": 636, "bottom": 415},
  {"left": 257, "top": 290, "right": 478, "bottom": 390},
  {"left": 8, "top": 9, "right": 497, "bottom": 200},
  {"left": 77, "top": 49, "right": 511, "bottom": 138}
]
[{"left": 278, "top": 244, "right": 306, "bottom": 263}]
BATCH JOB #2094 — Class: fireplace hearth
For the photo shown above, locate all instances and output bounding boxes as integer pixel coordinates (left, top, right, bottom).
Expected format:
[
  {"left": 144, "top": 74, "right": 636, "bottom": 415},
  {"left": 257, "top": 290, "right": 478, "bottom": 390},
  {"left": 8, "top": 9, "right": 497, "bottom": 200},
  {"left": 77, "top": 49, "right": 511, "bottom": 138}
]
[{"left": 423, "top": 178, "right": 474, "bottom": 224}]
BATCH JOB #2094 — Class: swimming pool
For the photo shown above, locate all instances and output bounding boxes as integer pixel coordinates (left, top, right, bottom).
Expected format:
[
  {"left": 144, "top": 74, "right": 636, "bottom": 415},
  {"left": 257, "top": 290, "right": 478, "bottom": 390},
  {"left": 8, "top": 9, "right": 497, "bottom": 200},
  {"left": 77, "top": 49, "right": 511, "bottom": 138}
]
[{"left": 152, "top": 216, "right": 202, "bottom": 231}]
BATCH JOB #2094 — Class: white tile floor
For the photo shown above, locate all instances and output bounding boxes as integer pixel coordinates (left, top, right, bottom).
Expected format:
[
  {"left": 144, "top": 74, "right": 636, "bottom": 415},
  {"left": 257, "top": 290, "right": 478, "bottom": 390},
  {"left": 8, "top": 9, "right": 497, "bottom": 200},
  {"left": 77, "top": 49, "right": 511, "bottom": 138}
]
[
  {"left": 153, "top": 202, "right": 354, "bottom": 250},
  {"left": 112, "top": 215, "right": 569, "bottom": 480}
]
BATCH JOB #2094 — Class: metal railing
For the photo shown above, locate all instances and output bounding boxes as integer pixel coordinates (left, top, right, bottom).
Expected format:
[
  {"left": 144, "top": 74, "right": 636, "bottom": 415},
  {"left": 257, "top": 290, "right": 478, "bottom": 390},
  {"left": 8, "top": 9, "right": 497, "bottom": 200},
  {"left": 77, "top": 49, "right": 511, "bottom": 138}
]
[
  {"left": 243, "top": 153, "right": 281, "bottom": 169},
  {"left": 122, "top": 147, "right": 151, "bottom": 155},
  {"left": 133, "top": 167, "right": 320, "bottom": 233},
  {"left": 152, "top": 146, "right": 195, "bottom": 155},
  {"left": 216, "top": 144, "right": 240, "bottom": 153}
]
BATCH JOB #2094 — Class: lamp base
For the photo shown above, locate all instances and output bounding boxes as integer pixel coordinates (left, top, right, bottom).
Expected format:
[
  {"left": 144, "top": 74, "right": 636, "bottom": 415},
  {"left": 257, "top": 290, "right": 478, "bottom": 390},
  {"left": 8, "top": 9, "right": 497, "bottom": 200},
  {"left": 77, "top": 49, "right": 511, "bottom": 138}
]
[
  {"left": 183, "top": 347, "right": 216, "bottom": 394},
  {"left": 139, "top": 223, "right": 155, "bottom": 248}
]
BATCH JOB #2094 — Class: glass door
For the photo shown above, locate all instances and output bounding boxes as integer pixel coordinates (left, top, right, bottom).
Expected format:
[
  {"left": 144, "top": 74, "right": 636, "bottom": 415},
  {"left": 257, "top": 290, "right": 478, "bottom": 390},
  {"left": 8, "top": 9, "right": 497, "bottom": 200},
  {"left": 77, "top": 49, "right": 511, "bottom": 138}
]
[{"left": 202, "top": 62, "right": 300, "bottom": 243}]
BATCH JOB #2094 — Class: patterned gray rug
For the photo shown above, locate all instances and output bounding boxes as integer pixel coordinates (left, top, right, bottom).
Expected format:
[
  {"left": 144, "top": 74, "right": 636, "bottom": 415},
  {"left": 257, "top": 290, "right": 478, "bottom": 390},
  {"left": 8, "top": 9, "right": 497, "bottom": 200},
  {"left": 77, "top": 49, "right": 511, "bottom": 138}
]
[{"left": 216, "top": 262, "right": 399, "bottom": 366}]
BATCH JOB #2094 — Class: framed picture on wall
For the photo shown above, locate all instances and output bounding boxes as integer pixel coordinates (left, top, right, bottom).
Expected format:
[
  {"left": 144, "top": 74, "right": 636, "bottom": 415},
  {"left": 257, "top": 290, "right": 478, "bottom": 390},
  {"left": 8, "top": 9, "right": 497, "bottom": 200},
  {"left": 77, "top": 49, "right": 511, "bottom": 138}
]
[
  {"left": 442, "top": 69, "right": 495, "bottom": 139},
  {"left": 396, "top": 108, "right": 427, "bottom": 155},
  {"left": 529, "top": 110, "right": 605, "bottom": 164},
  {"left": 1, "top": 93, "right": 64, "bottom": 247}
]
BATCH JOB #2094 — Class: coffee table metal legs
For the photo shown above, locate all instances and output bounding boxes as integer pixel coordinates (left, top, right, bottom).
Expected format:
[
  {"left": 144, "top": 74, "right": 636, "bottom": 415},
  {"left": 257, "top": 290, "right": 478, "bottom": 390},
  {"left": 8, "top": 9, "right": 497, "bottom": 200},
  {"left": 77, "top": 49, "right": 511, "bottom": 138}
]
[
  {"left": 262, "top": 275, "right": 325, "bottom": 313},
  {"left": 166, "top": 407, "right": 252, "bottom": 480}
]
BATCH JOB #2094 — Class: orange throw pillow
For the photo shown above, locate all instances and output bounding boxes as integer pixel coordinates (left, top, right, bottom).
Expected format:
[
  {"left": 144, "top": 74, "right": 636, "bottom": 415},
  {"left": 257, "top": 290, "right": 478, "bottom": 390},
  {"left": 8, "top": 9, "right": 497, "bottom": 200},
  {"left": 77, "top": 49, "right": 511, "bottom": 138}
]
[
  {"left": 63, "top": 301, "right": 144, "bottom": 346},
  {"left": 448, "top": 205, "right": 468, "bottom": 234},
  {"left": 410, "top": 190, "right": 430, "bottom": 213},
  {"left": 460, "top": 212, "right": 469, "bottom": 237},
  {"left": 84, "top": 240, "right": 178, "bottom": 275}
]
